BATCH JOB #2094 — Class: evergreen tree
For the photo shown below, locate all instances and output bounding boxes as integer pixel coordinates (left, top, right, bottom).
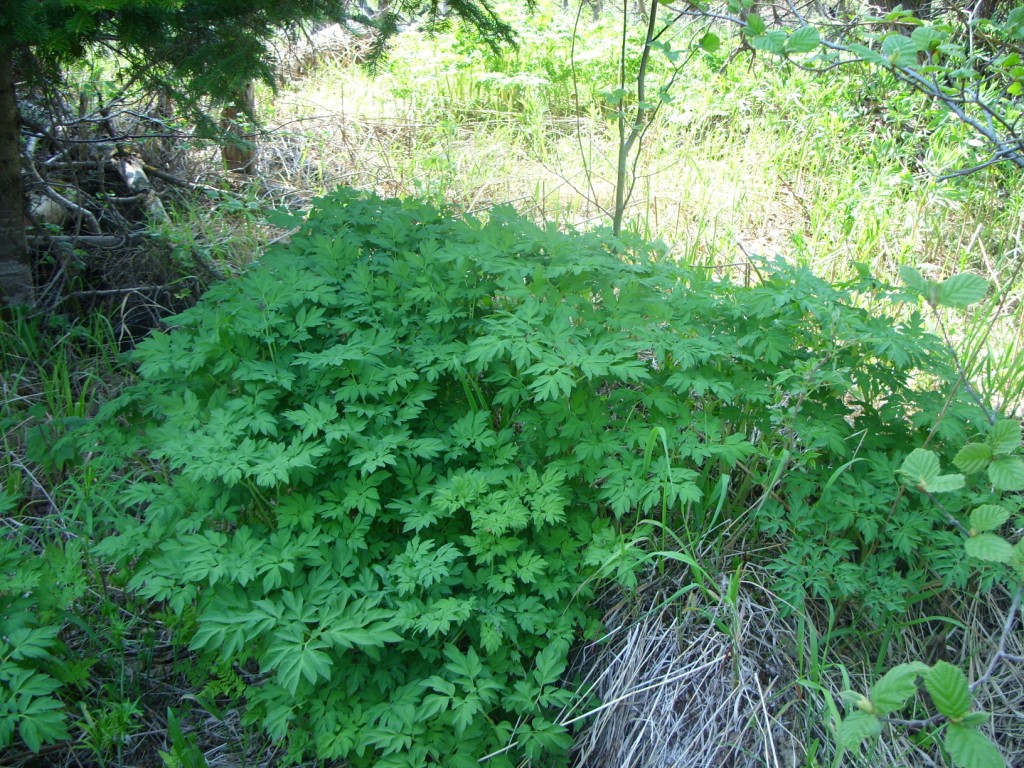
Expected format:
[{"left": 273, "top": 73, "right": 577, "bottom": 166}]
[{"left": 0, "top": 0, "right": 515, "bottom": 305}]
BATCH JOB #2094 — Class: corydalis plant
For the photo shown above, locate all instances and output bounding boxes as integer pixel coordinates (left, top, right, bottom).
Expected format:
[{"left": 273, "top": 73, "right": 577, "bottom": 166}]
[{"left": 92, "top": 188, "right": 972, "bottom": 765}]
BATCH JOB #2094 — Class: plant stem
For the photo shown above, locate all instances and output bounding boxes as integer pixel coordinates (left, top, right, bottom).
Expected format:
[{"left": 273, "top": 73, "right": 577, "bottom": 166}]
[{"left": 613, "top": 0, "right": 660, "bottom": 236}]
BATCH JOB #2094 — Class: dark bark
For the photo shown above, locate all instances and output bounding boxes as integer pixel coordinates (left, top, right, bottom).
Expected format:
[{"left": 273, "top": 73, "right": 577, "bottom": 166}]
[
  {"left": 0, "top": 49, "right": 33, "bottom": 306},
  {"left": 220, "top": 81, "right": 257, "bottom": 174}
]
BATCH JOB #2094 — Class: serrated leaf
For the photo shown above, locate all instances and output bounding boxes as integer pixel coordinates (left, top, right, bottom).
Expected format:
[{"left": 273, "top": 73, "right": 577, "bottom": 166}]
[
  {"left": 836, "top": 710, "right": 882, "bottom": 749},
  {"left": 752, "top": 31, "right": 787, "bottom": 55},
  {"left": 925, "top": 661, "right": 971, "bottom": 720},
  {"left": 969, "top": 505, "right": 1010, "bottom": 534},
  {"left": 988, "top": 456, "right": 1024, "bottom": 491},
  {"left": 16, "top": 696, "right": 68, "bottom": 753},
  {"left": 870, "top": 662, "right": 927, "bottom": 714},
  {"left": 899, "top": 265, "right": 934, "bottom": 297},
  {"left": 959, "top": 711, "right": 991, "bottom": 727},
  {"left": 965, "top": 533, "right": 1014, "bottom": 564},
  {"left": 954, "top": 443, "right": 992, "bottom": 474},
  {"left": 911, "top": 26, "right": 946, "bottom": 50},
  {"left": 699, "top": 32, "right": 720, "bottom": 53},
  {"left": 899, "top": 448, "right": 940, "bottom": 488},
  {"left": 945, "top": 723, "right": 1006, "bottom": 768},
  {"left": 989, "top": 420, "right": 1022, "bottom": 455},
  {"left": 787, "top": 26, "right": 820, "bottom": 54},
  {"left": 847, "top": 43, "right": 888, "bottom": 66},
  {"left": 936, "top": 273, "right": 988, "bottom": 308},
  {"left": 926, "top": 473, "right": 965, "bottom": 493},
  {"left": 881, "top": 34, "right": 919, "bottom": 67},
  {"left": 744, "top": 12, "right": 766, "bottom": 35}
]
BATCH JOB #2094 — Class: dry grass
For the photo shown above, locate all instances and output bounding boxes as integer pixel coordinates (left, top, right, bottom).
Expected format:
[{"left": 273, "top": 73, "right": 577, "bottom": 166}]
[
  {"left": 563, "top": 562, "right": 1024, "bottom": 768},
  {"left": 568, "top": 574, "right": 815, "bottom": 768}
]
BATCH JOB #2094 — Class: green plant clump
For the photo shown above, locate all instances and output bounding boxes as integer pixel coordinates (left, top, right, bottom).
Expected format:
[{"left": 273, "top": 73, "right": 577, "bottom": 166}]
[
  {"left": 0, "top": 527, "right": 75, "bottom": 753},
  {"left": 91, "top": 188, "right": 979, "bottom": 765}
]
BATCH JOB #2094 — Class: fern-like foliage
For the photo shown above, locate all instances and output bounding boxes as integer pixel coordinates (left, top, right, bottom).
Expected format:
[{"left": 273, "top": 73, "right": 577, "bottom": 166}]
[{"left": 89, "top": 189, "right": 980, "bottom": 764}]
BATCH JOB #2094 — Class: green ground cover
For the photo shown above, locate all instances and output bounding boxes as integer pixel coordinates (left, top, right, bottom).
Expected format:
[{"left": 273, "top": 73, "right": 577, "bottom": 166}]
[{"left": 3, "top": 2, "right": 1024, "bottom": 766}]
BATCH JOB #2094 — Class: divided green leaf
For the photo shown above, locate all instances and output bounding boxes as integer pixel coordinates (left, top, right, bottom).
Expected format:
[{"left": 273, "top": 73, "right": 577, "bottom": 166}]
[{"left": 85, "top": 187, "right": 1001, "bottom": 765}]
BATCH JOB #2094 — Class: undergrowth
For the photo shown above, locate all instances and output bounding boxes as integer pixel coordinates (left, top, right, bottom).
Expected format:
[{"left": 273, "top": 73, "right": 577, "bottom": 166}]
[
  {"left": 74, "top": 187, "right": 988, "bottom": 765},
  {"left": 3, "top": 1, "right": 1024, "bottom": 764}
]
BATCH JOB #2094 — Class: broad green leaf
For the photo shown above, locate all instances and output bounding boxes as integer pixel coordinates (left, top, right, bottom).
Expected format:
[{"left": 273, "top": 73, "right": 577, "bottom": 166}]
[
  {"left": 964, "top": 533, "right": 1014, "bottom": 564},
  {"left": 699, "top": 32, "right": 720, "bottom": 53},
  {"left": 849, "top": 43, "right": 887, "bottom": 65},
  {"left": 988, "top": 456, "right": 1024, "bottom": 491},
  {"left": 989, "top": 420, "right": 1022, "bottom": 455},
  {"left": 954, "top": 443, "right": 992, "bottom": 474},
  {"left": 959, "top": 711, "right": 991, "bottom": 727},
  {"left": 899, "top": 265, "right": 934, "bottom": 298},
  {"left": 836, "top": 710, "right": 882, "bottom": 749},
  {"left": 911, "top": 26, "right": 947, "bottom": 50},
  {"left": 936, "top": 273, "right": 989, "bottom": 308},
  {"left": 870, "top": 662, "right": 927, "bottom": 714},
  {"left": 744, "top": 12, "right": 766, "bottom": 36},
  {"left": 969, "top": 505, "right": 1010, "bottom": 534},
  {"left": 926, "top": 473, "right": 965, "bottom": 493},
  {"left": 925, "top": 661, "right": 971, "bottom": 720},
  {"left": 787, "top": 26, "right": 820, "bottom": 54},
  {"left": 752, "top": 31, "right": 787, "bottom": 55},
  {"left": 899, "top": 448, "right": 940, "bottom": 488},
  {"left": 945, "top": 723, "right": 1006, "bottom": 768},
  {"left": 881, "top": 34, "right": 919, "bottom": 67}
]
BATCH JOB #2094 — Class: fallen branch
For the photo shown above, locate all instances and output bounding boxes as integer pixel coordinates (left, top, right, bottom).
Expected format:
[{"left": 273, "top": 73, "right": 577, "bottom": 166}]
[
  {"left": 22, "top": 141, "right": 102, "bottom": 234},
  {"left": 27, "top": 234, "right": 142, "bottom": 248},
  {"left": 110, "top": 153, "right": 169, "bottom": 223}
]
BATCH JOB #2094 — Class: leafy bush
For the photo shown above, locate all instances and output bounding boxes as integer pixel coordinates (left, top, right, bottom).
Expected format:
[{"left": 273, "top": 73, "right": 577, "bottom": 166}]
[
  {"left": 0, "top": 512, "right": 75, "bottom": 753},
  {"left": 91, "top": 188, "right": 979, "bottom": 764}
]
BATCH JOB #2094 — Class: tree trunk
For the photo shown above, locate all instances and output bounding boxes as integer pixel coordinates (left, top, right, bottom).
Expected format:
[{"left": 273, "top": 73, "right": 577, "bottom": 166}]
[
  {"left": 0, "top": 49, "right": 33, "bottom": 306},
  {"left": 220, "top": 81, "right": 257, "bottom": 174}
]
